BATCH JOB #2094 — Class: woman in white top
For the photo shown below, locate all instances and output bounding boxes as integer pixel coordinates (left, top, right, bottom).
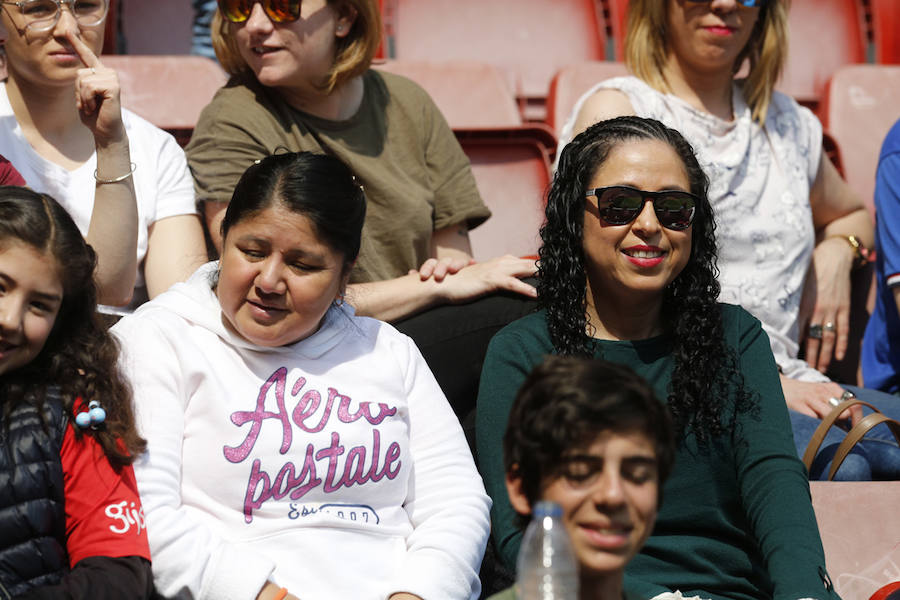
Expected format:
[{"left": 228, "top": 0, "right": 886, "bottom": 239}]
[
  {"left": 558, "top": 0, "right": 900, "bottom": 480},
  {"left": 0, "top": 0, "right": 206, "bottom": 310},
  {"left": 114, "top": 151, "right": 490, "bottom": 600}
]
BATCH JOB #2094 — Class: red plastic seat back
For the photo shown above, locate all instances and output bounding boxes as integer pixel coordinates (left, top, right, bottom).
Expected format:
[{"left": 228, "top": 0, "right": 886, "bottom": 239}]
[
  {"left": 460, "top": 132, "right": 552, "bottom": 261},
  {"left": 778, "top": 0, "right": 866, "bottom": 106},
  {"left": 810, "top": 482, "right": 900, "bottom": 600},
  {"left": 605, "top": 0, "right": 629, "bottom": 60},
  {"left": 823, "top": 64, "right": 900, "bottom": 214},
  {"left": 389, "top": 0, "right": 606, "bottom": 120},
  {"left": 101, "top": 55, "right": 228, "bottom": 147},
  {"left": 546, "top": 61, "right": 630, "bottom": 136},
  {"left": 374, "top": 60, "right": 521, "bottom": 129},
  {"left": 871, "top": 0, "right": 900, "bottom": 64}
]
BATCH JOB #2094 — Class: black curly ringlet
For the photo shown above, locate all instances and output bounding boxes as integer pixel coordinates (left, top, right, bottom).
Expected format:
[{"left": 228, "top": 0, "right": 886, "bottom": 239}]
[
  {"left": 0, "top": 187, "right": 144, "bottom": 466},
  {"left": 538, "top": 116, "right": 754, "bottom": 441}
]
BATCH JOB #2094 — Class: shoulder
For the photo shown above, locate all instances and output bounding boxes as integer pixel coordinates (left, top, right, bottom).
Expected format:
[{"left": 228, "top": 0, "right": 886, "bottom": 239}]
[
  {"left": 367, "top": 68, "right": 432, "bottom": 102},
  {"left": 487, "top": 310, "right": 553, "bottom": 356},
  {"left": 112, "top": 299, "right": 196, "bottom": 352},
  {"left": 717, "top": 302, "right": 768, "bottom": 349},
  {"left": 194, "top": 76, "right": 280, "bottom": 130},
  {"left": 880, "top": 118, "right": 900, "bottom": 162},
  {"left": 766, "top": 89, "right": 822, "bottom": 135},
  {"left": 121, "top": 108, "right": 181, "bottom": 148},
  {"left": 365, "top": 68, "right": 443, "bottom": 122}
]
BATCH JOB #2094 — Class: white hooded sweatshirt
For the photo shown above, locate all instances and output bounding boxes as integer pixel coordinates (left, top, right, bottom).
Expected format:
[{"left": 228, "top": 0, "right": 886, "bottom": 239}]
[{"left": 113, "top": 264, "right": 490, "bottom": 600}]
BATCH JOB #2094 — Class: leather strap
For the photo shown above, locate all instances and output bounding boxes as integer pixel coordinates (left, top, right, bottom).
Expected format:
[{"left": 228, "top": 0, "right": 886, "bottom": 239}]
[
  {"left": 828, "top": 412, "right": 900, "bottom": 480},
  {"left": 801, "top": 398, "right": 875, "bottom": 470}
]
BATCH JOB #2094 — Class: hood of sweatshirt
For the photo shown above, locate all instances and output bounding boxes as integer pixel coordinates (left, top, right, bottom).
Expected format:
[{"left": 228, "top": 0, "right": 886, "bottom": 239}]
[{"left": 134, "top": 261, "right": 355, "bottom": 360}]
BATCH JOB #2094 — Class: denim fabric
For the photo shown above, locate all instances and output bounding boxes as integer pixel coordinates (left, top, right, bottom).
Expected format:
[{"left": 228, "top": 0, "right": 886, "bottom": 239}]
[{"left": 791, "top": 385, "right": 900, "bottom": 480}]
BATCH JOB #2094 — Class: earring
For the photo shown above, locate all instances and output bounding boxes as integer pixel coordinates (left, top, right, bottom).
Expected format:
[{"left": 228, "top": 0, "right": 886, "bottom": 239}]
[{"left": 75, "top": 400, "right": 107, "bottom": 430}]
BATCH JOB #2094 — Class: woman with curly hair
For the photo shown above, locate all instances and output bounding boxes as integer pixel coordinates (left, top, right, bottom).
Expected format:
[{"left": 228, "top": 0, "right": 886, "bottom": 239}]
[
  {"left": 0, "top": 187, "right": 153, "bottom": 597},
  {"left": 476, "top": 116, "right": 837, "bottom": 600},
  {"left": 557, "top": 0, "right": 900, "bottom": 480}
]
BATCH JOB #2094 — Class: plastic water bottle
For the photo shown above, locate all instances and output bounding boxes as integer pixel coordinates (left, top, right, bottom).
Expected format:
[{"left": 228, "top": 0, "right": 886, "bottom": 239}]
[{"left": 515, "top": 501, "right": 579, "bottom": 600}]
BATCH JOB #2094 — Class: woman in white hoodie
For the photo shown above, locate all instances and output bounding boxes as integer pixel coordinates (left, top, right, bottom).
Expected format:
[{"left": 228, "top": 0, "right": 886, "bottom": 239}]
[{"left": 112, "top": 152, "right": 490, "bottom": 600}]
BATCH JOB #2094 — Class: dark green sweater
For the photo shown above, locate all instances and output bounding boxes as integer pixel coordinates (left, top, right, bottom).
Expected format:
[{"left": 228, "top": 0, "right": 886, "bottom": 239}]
[{"left": 476, "top": 304, "right": 837, "bottom": 600}]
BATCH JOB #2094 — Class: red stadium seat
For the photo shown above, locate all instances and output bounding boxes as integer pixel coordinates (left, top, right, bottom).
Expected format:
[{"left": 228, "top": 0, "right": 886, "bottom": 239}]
[
  {"left": 100, "top": 55, "right": 227, "bottom": 147},
  {"left": 374, "top": 60, "right": 522, "bottom": 129},
  {"left": 810, "top": 482, "right": 900, "bottom": 600},
  {"left": 778, "top": 0, "right": 866, "bottom": 108},
  {"left": 604, "top": 0, "right": 629, "bottom": 61},
  {"left": 103, "top": 0, "right": 118, "bottom": 54},
  {"left": 458, "top": 130, "right": 553, "bottom": 261},
  {"left": 387, "top": 0, "right": 606, "bottom": 121},
  {"left": 871, "top": 0, "right": 900, "bottom": 63},
  {"left": 822, "top": 64, "right": 900, "bottom": 214},
  {"left": 546, "top": 61, "right": 631, "bottom": 136}
]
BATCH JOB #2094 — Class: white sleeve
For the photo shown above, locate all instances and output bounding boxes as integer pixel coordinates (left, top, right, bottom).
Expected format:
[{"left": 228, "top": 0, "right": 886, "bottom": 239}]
[
  {"left": 125, "top": 113, "right": 197, "bottom": 223},
  {"left": 114, "top": 316, "right": 274, "bottom": 600},
  {"left": 386, "top": 335, "right": 491, "bottom": 600}
]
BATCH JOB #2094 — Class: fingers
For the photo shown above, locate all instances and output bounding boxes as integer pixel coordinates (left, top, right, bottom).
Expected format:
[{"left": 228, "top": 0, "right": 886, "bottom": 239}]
[
  {"left": 815, "top": 320, "right": 835, "bottom": 373},
  {"left": 487, "top": 255, "right": 538, "bottom": 278},
  {"left": 834, "top": 306, "right": 850, "bottom": 361},
  {"left": 417, "top": 258, "right": 437, "bottom": 280},
  {"left": 803, "top": 332, "right": 821, "bottom": 371},
  {"left": 64, "top": 29, "right": 101, "bottom": 69},
  {"left": 500, "top": 276, "right": 538, "bottom": 298}
]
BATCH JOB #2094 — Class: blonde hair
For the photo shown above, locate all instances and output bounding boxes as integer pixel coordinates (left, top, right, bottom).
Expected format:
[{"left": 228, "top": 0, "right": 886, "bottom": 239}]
[
  {"left": 212, "top": 0, "right": 382, "bottom": 94},
  {"left": 625, "top": 0, "right": 789, "bottom": 124}
]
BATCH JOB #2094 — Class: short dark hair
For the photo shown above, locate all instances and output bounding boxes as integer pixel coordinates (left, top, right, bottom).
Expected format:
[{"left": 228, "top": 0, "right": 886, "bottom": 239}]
[
  {"left": 503, "top": 355, "right": 676, "bottom": 508},
  {"left": 221, "top": 151, "right": 367, "bottom": 270}
]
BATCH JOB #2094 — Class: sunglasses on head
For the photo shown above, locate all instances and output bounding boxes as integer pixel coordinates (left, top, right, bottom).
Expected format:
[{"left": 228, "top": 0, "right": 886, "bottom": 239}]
[
  {"left": 585, "top": 186, "right": 698, "bottom": 231},
  {"left": 217, "top": 0, "right": 301, "bottom": 23},
  {"left": 687, "top": 0, "right": 765, "bottom": 6}
]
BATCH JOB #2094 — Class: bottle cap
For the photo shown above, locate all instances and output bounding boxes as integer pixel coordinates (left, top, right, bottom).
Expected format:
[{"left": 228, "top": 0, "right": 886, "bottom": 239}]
[{"left": 532, "top": 501, "right": 563, "bottom": 518}]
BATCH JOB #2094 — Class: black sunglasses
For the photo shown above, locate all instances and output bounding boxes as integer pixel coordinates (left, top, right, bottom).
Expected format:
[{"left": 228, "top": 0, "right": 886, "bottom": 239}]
[
  {"left": 585, "top": 185, "right": 698, "bottom": 231},
  {"left": 217, "top": 0, "right": 301, "bottom": 23}
]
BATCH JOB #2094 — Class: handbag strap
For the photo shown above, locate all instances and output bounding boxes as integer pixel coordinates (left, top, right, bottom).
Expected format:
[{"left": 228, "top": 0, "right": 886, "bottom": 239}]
[
  {"left": 827, "top": 412, "right": 900, "bottom": 480},
  {"left": 802, "top": 398, "right": 876, "bottom": 470}
]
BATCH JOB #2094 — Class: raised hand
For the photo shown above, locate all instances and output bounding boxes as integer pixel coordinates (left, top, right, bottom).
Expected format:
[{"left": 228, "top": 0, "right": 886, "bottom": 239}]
[{"left": 65, "top": 29, "right": 125, "bottom": 146}]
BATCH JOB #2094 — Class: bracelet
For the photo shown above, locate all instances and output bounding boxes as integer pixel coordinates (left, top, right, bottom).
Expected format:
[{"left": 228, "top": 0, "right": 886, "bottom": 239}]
[
  {"left": 273, "top": 588, "right": 288, "bottom": 600},
  {"left": 94, "top": 162, "right": 136, "bottom": 184},
  {"left": 829, "top": 234, "right": 873, "bottom": 269}
]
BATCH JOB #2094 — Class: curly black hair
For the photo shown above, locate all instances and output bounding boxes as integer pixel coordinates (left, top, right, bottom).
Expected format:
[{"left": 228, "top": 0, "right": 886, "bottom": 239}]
[
  {"left": 538, "top": 116, "right": 754, "bottom": 441},
  {"left": 0, "top": 187, "right": 144, "bottom": 466}
]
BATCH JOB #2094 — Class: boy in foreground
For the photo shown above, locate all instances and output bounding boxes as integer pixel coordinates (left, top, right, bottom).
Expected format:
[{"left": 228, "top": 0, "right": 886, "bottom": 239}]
[{"left": 490, "top": 356, "right": 676, "bottom": 600}]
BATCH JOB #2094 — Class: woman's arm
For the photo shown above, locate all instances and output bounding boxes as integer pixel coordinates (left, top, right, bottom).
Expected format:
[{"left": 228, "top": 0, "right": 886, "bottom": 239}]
[
  {"left": 732, "top": 312, "right": 837, "bottom": 599},
  {"left": 475, "top": 326, "right": 544, "bottom": 571},
  {"left": 144, "top": 214, "right": 208, "bottom": 298},
  {"left": 347, "top": 254, "right": 537, "bottom": 322},
  {"left": 385, "top": 335, "right": 491, "bottom": 600},
  {"left": 570, "top": 88, "right": 636, "bottom": 138},
  {"left": 17, "top": 556, "right": 155, "bottom": 600},
  {"left": 67, "top": 30, "right": 138, "bottom": 307},
  {"left": 802, "top": 153, "right": 874, "bottom": 373}
]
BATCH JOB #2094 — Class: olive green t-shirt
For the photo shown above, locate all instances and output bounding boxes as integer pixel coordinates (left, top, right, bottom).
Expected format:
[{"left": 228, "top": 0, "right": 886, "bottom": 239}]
[{"left": 186, "top": 70, "right": 490, "bottom": 283}]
